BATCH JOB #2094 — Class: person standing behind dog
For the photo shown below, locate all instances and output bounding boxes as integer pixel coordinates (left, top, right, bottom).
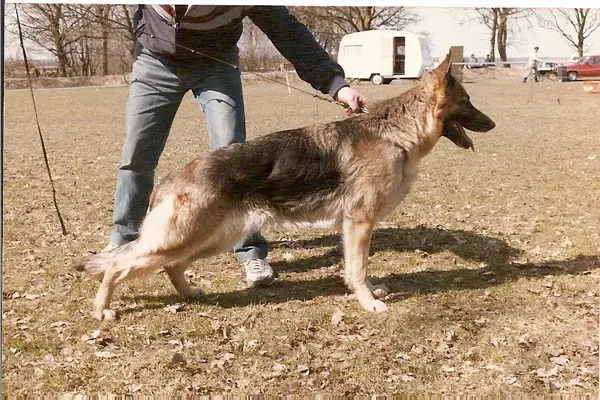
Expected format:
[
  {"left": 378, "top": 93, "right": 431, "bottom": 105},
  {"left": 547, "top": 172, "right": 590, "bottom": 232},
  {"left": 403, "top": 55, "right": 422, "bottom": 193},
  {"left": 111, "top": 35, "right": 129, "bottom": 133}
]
[
  {"left": 104, "top": 5, "right": 368, "bottom": 288},
  {"left": 522, "top": 46, "right": 541, "bottom": 83}
]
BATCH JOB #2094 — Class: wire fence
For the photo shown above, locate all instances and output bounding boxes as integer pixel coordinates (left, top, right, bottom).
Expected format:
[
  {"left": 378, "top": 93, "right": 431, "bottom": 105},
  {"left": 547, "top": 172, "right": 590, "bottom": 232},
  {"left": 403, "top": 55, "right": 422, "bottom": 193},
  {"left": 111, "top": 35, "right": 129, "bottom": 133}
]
[
  {"left": 6, "top": 60, "right": 569, "bottom": 91},
  {"left": 4, "top": 70, "right": 304, "bottom": 91}
]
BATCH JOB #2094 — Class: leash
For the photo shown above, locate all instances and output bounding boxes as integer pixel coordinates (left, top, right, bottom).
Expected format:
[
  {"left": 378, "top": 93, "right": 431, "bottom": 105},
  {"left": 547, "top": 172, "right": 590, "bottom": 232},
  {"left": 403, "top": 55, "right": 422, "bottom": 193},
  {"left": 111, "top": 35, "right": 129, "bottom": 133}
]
[
  {"left": 15, "top": 5, "right": 68, "bottom": 235},
  {"left": 84, "top": 9, "right": 368, "bottom": 113},
  {"left": 139, "top": 28, "right": 359, "bottom": 110}
]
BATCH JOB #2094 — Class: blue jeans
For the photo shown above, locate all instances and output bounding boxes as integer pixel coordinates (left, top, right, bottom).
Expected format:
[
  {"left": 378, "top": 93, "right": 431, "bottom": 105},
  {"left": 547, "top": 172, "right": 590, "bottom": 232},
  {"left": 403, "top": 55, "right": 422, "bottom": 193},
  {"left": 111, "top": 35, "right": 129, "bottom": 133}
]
[{"left": 109, "top": 48, "right": 268, "bottom": 262}]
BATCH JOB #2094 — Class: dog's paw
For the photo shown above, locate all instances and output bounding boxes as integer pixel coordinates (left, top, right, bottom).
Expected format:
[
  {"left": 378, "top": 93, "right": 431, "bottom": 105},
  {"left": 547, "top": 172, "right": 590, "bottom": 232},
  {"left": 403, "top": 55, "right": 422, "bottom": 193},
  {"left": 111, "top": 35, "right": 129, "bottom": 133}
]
[
  {"left": 371, "top": 284, "right": 390, "bottom": 299},
  {"left": 102, "top": 309, "right": 117, "bottom": 320},
  {"left": 359, "top": 298, "right": 389, "bottom": 313},
  {"left": 370, "top": 299, "right": 389, "bottom": 313},
  {"left": 93, "top": 309, "right": 117, "bottom": 321}
]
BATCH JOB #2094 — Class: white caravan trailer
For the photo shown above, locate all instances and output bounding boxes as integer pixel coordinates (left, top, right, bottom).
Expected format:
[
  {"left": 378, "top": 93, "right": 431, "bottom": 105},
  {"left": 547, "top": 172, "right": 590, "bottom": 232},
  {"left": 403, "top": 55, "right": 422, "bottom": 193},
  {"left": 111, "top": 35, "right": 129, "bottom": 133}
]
[{"left": 337, "top": 30, "right": 433, "bottom": 84}]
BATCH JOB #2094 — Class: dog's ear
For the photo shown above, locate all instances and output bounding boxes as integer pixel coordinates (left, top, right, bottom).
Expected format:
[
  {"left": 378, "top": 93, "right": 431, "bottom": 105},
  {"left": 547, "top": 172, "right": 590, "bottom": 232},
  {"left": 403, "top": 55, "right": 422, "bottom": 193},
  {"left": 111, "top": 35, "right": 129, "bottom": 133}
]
[
  {"left": 425, "top": 48, "right": 452, "bottom": 91},
  {"left": 436, "top": 49, "right": 453, "bottom": 77}
]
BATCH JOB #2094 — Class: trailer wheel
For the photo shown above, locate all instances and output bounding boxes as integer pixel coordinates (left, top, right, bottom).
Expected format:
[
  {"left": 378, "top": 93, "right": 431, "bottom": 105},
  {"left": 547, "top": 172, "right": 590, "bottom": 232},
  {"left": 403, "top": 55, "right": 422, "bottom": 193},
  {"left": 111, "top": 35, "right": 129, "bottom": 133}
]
[{"left": 370, "top": 74, "right": 384, "bottom": 85}]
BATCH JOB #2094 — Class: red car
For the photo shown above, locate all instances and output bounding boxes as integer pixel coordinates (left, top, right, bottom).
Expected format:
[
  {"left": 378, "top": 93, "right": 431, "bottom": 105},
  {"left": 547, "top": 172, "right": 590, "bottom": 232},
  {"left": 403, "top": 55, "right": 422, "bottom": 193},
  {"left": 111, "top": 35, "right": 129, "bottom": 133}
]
[{"left": 566, "top": 55, "right": 600, "bottom": 81}]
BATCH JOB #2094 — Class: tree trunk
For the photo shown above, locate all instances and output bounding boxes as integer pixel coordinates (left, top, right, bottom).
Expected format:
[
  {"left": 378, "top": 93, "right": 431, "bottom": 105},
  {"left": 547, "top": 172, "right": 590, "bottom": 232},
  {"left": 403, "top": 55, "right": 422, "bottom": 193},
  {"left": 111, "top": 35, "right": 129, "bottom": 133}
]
[
  {"left": 52, "top": 28, "right": 69, "bottom": 76},
  {"left": 102, "top": 26, "right": 109, "bottom": 75},
  {"left": 56, "top": 47, "right": 68, "bottom": 77},
  {"left": 48, "top": 5, "right": 69, "bottom": 77},
  {"left": 121, "top": 5, "right": 137, "bottom": 60},
  {"left": 99, "top": 5, "right": 111, "bottom": 75},
  {"left": 489, "top": 10, "right": 498, "bottom": 62},
  {"left": 577, "top": 9, "right": 584, "bottom": 57},
  {"left": 577, "top": 26, "right": 584, "bottom": 56},
  {"left": 496, "top": 9, "right": 509, "bottom": 66}
]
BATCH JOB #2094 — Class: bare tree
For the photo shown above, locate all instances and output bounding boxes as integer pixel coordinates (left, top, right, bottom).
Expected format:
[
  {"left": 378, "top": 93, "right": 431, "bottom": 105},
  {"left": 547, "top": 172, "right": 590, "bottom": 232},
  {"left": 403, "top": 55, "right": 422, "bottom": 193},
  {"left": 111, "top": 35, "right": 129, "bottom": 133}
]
[
  {"left": 118, "top": 5, "right": 138, "bottom": 59},
  {"left": 238, "top": 18, "right": 283, "bottom": 71},
  {"left": 290, "top": 7, "right": 420, "bottom": 55},
  {"left": 456, "top": 7, "right": 531, "bottom": 64},
  {"left": 537, "top": 8, "right": 600, "bottom": 57},
  {"left": 496, "top": 8, "right": 510, "bottom": 63},
  {"left": 453, "top": 8, "right": 499, "bottom": 61},
  {"left": 70, "top": 4, "right": 136, "bottom": 75},
  {"left": 62, "top": 4, "right": 96, "bottom": 76},
  {"left": 497, "top": 8, "right": 532, "bottom": 64},
  {"left": 289, "top": 7, "right": 345, "bottom": 54},
  {"left": 472, "top": 8, "right": 499, "bottom": 62},
  {"left": 94, "top": 4, "right": 112, "bottom": 75},
  {"left": 9, "top": 3, "right": 137, "bottom": 77},
  {"left": 13, "top": 4, "right": 86, "bottom": 76}
]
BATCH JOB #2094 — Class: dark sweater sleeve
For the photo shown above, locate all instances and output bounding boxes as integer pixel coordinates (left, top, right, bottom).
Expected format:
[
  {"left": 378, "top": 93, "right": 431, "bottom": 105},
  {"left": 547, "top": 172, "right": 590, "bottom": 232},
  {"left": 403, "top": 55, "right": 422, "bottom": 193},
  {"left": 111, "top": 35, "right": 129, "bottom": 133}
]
[{"left": 247, "top": 6, "right": 348, "bottom": 97}]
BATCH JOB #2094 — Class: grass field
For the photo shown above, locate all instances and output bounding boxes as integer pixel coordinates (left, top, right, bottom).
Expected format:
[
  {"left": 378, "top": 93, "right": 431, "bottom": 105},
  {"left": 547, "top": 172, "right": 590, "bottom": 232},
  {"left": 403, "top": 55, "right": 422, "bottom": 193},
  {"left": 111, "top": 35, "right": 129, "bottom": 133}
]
[{"left": 3, "top": 73, "right": 599, "bottom": 396}]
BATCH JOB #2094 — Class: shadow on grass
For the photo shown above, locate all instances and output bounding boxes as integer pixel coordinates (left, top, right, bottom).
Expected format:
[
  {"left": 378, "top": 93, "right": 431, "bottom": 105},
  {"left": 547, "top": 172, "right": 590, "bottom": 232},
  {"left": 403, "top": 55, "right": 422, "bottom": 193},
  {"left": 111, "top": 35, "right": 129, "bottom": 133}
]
[
  {"left": 123, "top": 226, "right": 598, "bottom": 312},
  {"left": 269, "top": 226, "right": 522, "bottom": 273}
]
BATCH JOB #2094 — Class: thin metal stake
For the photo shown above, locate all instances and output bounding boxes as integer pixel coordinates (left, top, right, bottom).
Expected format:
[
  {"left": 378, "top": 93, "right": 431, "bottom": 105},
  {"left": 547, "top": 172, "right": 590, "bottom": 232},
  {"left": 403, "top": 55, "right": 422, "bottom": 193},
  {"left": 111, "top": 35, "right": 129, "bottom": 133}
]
[{"left": 15, "top": 5, "right": 67, "bottom": 235}]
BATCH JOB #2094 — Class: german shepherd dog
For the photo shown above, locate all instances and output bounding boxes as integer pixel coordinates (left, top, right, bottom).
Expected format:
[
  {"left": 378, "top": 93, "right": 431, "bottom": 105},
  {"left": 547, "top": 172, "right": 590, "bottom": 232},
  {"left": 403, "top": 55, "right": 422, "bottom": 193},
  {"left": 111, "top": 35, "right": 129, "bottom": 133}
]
[{"left": 73, "top": 51, "right": 495, "bottom": 320}]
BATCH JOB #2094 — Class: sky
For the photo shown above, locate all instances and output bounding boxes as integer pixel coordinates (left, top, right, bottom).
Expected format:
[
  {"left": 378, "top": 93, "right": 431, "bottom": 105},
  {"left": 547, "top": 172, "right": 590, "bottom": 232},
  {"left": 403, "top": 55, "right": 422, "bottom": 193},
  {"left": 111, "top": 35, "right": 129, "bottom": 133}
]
[
  {"left": 410, "top": 7, "right": 600, "bottom": 60},
  {"left": 4, "top": 3, "right": 600, "bottom": 62}
]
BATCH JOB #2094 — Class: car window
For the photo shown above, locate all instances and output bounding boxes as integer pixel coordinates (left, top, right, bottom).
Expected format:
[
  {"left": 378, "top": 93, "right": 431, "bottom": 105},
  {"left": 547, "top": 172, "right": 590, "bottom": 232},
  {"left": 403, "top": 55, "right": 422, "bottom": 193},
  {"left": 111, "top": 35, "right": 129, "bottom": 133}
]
[{"left": 592, "top": 57, "right": 600, "bottom": 64}]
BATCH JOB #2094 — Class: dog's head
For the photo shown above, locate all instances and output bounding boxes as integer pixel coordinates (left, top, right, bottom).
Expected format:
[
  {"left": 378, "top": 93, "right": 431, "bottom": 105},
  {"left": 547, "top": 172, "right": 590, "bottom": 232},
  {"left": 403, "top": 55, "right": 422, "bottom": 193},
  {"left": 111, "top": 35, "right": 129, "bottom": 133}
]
[{"left": 427, "top": 50, "right": 496, "bottom": 150}]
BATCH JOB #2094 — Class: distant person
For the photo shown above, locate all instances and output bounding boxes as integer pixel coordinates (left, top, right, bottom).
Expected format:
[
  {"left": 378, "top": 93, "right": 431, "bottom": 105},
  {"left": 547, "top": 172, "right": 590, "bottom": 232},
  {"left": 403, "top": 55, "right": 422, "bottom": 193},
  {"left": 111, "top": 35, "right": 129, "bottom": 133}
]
[
  {"left": 523, "top": 46, "right": 540, "bottom": 83},
  {"left": 468, "top": 54, "right": 483, "bottom": 69},
  {"left": 484, "top": 54, "right": 492, "bottom": 63}
]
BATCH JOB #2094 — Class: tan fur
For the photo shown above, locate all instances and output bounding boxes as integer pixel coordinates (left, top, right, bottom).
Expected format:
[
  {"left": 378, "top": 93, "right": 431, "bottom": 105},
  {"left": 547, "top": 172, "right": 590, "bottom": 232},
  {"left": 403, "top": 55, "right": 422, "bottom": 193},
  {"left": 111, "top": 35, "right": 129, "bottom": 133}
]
[{"left": 72, "top": 50, "right": 495, "bottom": 320}]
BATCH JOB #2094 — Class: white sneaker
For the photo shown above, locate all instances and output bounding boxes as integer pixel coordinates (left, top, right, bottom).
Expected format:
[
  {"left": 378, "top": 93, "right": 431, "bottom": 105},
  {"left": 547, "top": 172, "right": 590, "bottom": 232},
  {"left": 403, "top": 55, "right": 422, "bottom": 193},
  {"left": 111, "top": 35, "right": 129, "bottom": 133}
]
[
  {"left": 243, "top": 259, "right": 274, "bottom": 288},
  {"left": 102, "top": 243, "right": 120, "bottom": 252}
]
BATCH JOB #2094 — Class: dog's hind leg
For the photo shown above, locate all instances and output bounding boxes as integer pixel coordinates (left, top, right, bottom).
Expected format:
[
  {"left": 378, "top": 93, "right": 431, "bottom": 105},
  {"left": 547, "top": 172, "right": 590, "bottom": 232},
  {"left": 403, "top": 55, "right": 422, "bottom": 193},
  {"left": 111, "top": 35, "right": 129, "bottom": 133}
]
[
  {"left": 164, "top": 264, "right": 205, "bottom": 299},
  {"left": 342, "top": 211, "right": 388, "bottom": 313},
  {"left": 92, "top": 250, "right": 167, "bottom": 320}
]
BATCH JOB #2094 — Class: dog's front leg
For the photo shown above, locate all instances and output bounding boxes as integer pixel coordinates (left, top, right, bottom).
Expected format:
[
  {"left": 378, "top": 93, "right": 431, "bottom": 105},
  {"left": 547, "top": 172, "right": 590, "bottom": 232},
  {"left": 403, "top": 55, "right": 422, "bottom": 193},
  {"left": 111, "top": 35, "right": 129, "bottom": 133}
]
[
  {"left": 93, "top": 262, "right": 122, "bottom": 321},
  {"left": 342, "top": 212, "right": 388, "bottom": 313}
]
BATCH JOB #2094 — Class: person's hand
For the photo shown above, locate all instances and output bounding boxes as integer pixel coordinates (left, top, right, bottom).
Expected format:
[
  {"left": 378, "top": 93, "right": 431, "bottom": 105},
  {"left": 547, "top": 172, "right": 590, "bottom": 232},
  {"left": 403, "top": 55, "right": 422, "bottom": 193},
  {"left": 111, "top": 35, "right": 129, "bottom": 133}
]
[{"left": 335, "top": 86, "right": 368, "bottom": 115}]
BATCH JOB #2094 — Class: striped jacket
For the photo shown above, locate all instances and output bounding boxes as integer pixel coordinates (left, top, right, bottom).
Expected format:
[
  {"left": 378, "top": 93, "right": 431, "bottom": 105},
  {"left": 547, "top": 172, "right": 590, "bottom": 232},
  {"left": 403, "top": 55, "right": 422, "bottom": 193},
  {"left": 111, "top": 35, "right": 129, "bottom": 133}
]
[{"left": 134, "top": 5, "right": 347, "bottom": 96}]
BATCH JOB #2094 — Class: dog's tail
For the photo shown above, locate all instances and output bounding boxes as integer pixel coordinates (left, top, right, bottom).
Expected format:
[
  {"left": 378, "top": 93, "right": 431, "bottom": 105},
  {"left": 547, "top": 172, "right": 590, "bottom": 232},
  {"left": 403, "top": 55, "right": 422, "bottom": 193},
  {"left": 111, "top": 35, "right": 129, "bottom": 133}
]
[{"left": 71, "top": 242, "right": 135, "bottom": 280}]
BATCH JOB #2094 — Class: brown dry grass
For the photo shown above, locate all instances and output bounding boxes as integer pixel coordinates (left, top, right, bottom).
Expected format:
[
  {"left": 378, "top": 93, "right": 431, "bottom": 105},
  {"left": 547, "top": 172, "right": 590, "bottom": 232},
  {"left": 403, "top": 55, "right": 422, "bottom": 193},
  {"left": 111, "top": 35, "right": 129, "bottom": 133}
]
[{"left": 3, "top": 72, "right": 599, "bottom": 397}]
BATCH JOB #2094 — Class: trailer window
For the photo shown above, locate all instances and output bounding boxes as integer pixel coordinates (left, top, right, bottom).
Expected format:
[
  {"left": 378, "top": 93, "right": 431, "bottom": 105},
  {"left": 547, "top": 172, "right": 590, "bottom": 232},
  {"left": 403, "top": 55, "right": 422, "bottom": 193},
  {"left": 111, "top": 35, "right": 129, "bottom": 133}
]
[{"left": 344, "top": 45, "right": 362, "bottom": 56}]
